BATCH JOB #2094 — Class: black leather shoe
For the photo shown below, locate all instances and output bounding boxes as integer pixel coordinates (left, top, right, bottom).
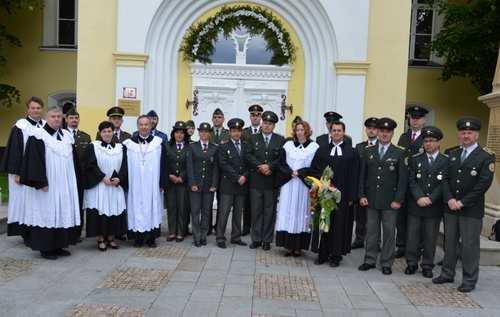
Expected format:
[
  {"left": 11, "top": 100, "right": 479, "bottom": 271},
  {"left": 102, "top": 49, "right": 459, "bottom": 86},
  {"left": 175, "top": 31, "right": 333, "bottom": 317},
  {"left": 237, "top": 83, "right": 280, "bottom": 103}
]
[
  {"left": 350, "top": 242, "right": 364, "bottom": 250},
  {"left": 194, "top": 241, "right": 201, "bottom": 247},
  {"left": 330, "top": 260, "right": 340, "bottom": 267},
  {"left": 231, "top": 240, "right": 247, "bottom": 246},
  {"left": 382, "top": 267, "right": 392, "bottom": 275},
  {"left": 40, "top": 251, "right": 57, "bottom": 260},
  {"left": 404, "top": 265, "right": 417, "bottom": 275},
  {"left": 175, "top": 237, "right": 184, "bottom": 242},
  {"left": 217, "top": 242, "right": 226, "bottom": 249},
  {"left": 457, "top": 283, "right": 475, "bottom": 293},
  {"left": 166, "top": 236, "right": 175, "bottom": 242},
  {"left": 432, "top": 276, "right": 453, "bottom": 284},
  {"left": 54, "top": 248, "right": 71, "bottom": 256},
  {"left": 115, "top": 234, "right": 127, "bottom": 241},
  {"left": 422, "top": 269, "right": 433, "bottom": 278},
  {"left": 201, "top": 239, "right": 207, "bottom": 246},
  {"left": 284, "top": 251, "right": 293, "bottom": 257},
  {"left": 437, "top": 260, "right": 443, "bottom": 266},
  {"left": 249, "top": 242, "right": 262, "bottom": 249},
  {"left": 293, "top": 252, "right": 301, "bottom": 258},
  {"left": 241, "top": 228, "right": 250, "bottom": 236},
  {"left": 358, "top": 263, "right": 376, "bottom": 271},
  {"left": 314, "top": 258, "right": 327, "bottom": 265},
  {"left": 395, "top": 250, "right": 405, "bottom": 258},
  {"left": 146, "top": 239, "right": 156, "bottom": 248},
  {"left": 134, "top": 239, "right": 144, "bottom": 247},
  {"left": 107, "top": 239, "right": 119, "bottom": 249},
  {"left": 23, "top": 236, "right": 32, "bottom": 247},
  {"left": 262, "top": 243, "right": 271, "bottom": 251},
  {"left": 98, "top": 240, "right": 106, "bottom": 252}
]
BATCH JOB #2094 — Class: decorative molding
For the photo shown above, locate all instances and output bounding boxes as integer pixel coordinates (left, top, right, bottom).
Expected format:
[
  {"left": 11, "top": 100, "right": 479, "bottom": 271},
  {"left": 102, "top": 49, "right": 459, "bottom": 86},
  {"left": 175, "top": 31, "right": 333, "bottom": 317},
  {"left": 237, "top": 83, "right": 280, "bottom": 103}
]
[
  {"left": 112, "top": 52, "right": 149, "bottom": 67},
  {"left": 334, "top": 60, "right": 371, "bottom": 75},
  {"left": 190, "top": 63, "right": 293, "bottom": 80}
]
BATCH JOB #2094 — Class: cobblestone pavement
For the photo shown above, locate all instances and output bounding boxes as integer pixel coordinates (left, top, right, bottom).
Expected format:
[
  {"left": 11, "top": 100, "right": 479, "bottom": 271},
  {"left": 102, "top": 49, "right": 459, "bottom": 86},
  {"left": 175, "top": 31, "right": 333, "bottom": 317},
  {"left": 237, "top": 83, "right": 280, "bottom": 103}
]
[{"left": 1, "top": 228, "right": 500, "bottom": 317}]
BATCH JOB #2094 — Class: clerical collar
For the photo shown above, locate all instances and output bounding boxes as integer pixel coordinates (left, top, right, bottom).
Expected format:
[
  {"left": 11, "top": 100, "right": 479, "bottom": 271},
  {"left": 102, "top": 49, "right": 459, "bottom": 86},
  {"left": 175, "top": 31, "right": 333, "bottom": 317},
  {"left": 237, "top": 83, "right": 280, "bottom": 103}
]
[
  {"left": 101, "top": 141, "right": 116, "bottom": 148},
  {"left": 294, "top": 139, "right": 311, "bottom": 148},
  {"left": 139, "top": 135, "right": 154, "bottom": 144},
  {"left": 44, "top": 125, "right": 64, "bottom": 140},
  {"left": 26, "top": 116, "right": 41, "bottom": 126}
]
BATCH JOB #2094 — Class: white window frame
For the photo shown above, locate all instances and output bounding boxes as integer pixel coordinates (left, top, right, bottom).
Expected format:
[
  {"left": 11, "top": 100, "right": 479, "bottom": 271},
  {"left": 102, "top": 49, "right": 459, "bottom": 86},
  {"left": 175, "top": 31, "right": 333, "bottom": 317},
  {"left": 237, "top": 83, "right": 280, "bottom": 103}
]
[
  {"left": 409, "top": 0, "right": 444, "bottom": 66},
  {"left": 40, "top": 0, "right": 78, "bottom": 52}
]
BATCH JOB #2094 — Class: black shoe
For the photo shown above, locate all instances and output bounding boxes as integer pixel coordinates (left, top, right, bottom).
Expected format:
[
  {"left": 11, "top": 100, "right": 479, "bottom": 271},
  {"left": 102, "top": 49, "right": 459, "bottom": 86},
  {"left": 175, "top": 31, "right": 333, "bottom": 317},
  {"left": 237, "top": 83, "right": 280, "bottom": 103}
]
[
  {"left": 350, "top": 242, "right": 364, "bottom": 250},
  {"left": 230, "top": 240, "right": 247, "bottom": 246},
  {"left": 175, "top": 237, "right": 184, "bottom": 242},
  {"left": 115, "top": 234, "right": 126, "bottom": 241},
  {"left": 201, "top": 239, "right": 207, "bottom": 246},
  {"left": 217, "top": 242, "right": 226, "bottom": 249},
  {"left": 284, "top": 251, "right": 293, "bottom": 257},
  {"left": 134, "top": 239, "right": 144, "bottom": 247},
  {"left": 314, "top": 258, "right": 327, "bottom": 265},
  {"left": 98, "top": 240, "right": 107, "bottom": 252},
  {"left": 404, "top": 265, "right": 417, "bottom": 275},
  {"left": 437, "top": 260, "right": 443, "bottom": 266},
  {"left": 54, "top": 248, "right": 71, "bottom": 256},
  {"left": 147, "top": 239, "right": 156, "bottom": 248},
  {"left": 262, "top": 243, "right": 271, "bottom": 251},
  {"left": 241, "top": 228, "right": 250, "bottom": 236},
  {"left": 457, "top": 283, "right": 475, "bottom": 293},
  {"left": 40, "top": 251, "right": 57, "bottom": 260},
  {"left": 395, "top": 250, "right": 405, "bottom": 258},
  {"left": 330, "top": 260, "right": 340, "bottom": 267},
  {"left": 293, "top": 251, "right": 301, "bottom": 258},
  {"left": 166, "top": 236, "right": 175, "bottom": 242},
  {"left": 107, "top": 239, "right": 119, "bottom": 249},
  {"left": 382, "top": 267, "right": 392, "bottom": 275},
  {"left": 422, "top": 269, "right": 433, "bottom": 278},
  {"left": 358, "top": 263, "right": 375, "bottom": 271},
  {"left": 432, "top": 276, "right": 453, "bottom": 284},
  {"left": 194, "top": 241, "right": 201, "bottom": 247},
  {"left": 22, "top": 236, "right": 32, "bottom": 248},
  {"left": 249, "top": 242, "right": 262, "bottom": 249}
]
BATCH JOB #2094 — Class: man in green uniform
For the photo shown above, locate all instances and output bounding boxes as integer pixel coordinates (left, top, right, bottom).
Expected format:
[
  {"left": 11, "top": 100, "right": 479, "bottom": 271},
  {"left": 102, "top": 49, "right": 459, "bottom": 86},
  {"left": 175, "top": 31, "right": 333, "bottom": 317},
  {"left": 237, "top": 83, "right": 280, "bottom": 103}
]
[
  {"left": 216, "top": 118, "right": 249, "bottom": 248},
  {"left": 358, "top": 117, "right": 408, "bottom": 275},
  {"left": 209, "top": 108, "right": 231, "bottom": 144},
  {"left": 405, "top": 126, "right": 446, "bottom": 279},
  {"left": 315, "top": 111, "right": 352, "bottom": 148},
  {"left": 395, "top": 106, "right": 428, "bottom": 258},
  {"left": 65, "top": 107, "right": 91, "bottom": 242},
  {"left": 245, "top": 111, "right": 285, "bottom": 251},
  {"left": 432, "top": 117, "right": 495, "bottom": 293},
  {"left": 96, "top": 107, "right": 132, "bottom": 143}
]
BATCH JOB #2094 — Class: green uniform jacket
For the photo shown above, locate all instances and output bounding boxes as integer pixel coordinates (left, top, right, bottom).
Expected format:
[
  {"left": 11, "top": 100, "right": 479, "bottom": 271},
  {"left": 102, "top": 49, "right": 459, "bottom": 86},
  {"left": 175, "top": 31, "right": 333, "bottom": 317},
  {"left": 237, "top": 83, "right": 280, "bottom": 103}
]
[
  {"left": 95, "top": 130, "right": 131, "bottom": 143},
  {"left": 398, "top": 131, "right": 424, "bottom": 159},
  {"left": 209, "top": 127, "right": 231, "bottom": 144},
  {"left": 245, "top": 132, "right": 285, "bottom": 190},
  {"left": 165, "top": 142, "right": 189, "bottom": 187},
  {"left": 241, "top": 126, "right": 261, "bottom": 142},
  {"left": 355, "top": 140, "right": 378, "bottom": 158},
  {"left": 316, "top": 133, "right": 352, "bottom": 148},
  {"left": 442, "top": 145, "right": 496, "bottom": 218},
  {"left": 186, "top": 141, "right": 220, "bottom": 192},
  {"left": 407, "top": 152, "right": 446, "bottom": 218},
  {"left": 69, "top": 129, "right": 91, "bottom": 171},
  {"left": 358, "top": 143, "right": 408, "bottom": 210},
  {"left": 218, "top": 140, "right": 249, "bottom": 195}
]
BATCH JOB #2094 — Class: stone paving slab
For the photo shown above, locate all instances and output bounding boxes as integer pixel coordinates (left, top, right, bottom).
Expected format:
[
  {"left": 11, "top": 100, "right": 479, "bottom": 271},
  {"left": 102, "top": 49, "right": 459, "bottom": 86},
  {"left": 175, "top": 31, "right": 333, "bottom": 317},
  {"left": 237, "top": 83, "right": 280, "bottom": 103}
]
[
  {"left": 0, "top": 258, "right": 41, "bottom": 282},
  {"left": 98, "top": 267, "right": 173, "bottom": 291},
  {"left": 395, "top": 281, "right": 481, "bottom": 307},
  {"left": 132, "top": 244, "right": 189, "bottom": 259},
  {"left": 256, "top": 249, "right": 307, "bottom": 267},
  {"left": 65, "top": 303, "right": 148, "bottom": 317},
  {"left": 254, "top": 273, "right": 318, "bottom": 302}
]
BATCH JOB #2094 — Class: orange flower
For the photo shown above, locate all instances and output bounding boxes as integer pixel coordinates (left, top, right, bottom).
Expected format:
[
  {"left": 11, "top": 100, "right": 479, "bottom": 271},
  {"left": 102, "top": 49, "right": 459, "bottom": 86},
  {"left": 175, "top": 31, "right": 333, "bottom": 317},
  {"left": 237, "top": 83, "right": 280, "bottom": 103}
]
[
  {"left": 310, "top": 206, "right": 315, "bottom": 211},
  {"left": 310, "top": 191, "right": 318, "bottom": 197},
  {"left": 306, "top": 222, "right": 312, "bottom": 226}
]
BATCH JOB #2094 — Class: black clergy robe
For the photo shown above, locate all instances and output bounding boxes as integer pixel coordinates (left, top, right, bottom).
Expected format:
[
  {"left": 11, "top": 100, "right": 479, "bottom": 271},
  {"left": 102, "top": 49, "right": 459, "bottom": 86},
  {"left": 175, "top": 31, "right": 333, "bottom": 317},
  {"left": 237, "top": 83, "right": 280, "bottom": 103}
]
[{"left": 309, "top": 142, "right": 360, "bottom": 261}]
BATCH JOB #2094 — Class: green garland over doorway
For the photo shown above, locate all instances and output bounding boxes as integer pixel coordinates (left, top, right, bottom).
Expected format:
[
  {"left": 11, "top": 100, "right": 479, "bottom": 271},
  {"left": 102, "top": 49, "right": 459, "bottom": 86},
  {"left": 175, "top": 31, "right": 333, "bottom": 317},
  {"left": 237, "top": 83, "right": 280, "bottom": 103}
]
[{"left": 180, "top": 5, "right": 298, "bottom": 66}]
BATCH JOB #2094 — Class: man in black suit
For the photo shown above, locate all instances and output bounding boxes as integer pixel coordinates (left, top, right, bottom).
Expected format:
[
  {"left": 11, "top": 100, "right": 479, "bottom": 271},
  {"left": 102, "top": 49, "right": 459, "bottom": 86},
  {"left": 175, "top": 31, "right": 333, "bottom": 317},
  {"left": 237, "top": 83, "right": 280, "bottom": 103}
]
[
  {"left": 245, "top": 111, "right": 285, "bottom": 251},
  {"left": 315, "top": 111, "right": 352, "bottom": 147},
  {"left": 351, "top": 117, "right": 378, "bottom": 249},
  {"left": 432, "top": 117, "right": 495, "bottom": 293},
  {"left": 216, "top": 118, "right": 249, "bottom": 248},
  {"left": 405, "top": 126, "right": 446, "bottom": 279}
]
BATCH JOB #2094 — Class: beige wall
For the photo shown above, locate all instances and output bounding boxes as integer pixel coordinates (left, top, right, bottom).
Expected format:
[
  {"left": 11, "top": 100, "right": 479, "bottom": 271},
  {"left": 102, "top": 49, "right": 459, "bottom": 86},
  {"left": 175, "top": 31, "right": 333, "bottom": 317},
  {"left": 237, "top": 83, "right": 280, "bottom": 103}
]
[{"left": 0, "top": 7, "right": 77, "bottom": 145}]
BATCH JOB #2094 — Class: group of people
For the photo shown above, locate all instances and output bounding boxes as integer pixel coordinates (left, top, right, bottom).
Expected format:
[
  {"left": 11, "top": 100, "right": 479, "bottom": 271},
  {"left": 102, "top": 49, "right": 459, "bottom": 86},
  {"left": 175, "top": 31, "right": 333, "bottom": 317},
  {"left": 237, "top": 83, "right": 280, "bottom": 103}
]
[{"left": 1, "top": 97, "right": 495, "bottom": 294}]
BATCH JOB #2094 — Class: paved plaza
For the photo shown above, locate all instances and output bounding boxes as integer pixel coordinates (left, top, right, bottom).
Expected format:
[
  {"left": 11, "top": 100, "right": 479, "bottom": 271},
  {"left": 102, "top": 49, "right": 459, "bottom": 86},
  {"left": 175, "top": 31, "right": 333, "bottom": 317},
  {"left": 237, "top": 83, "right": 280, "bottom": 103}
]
[{"left": 1, "top": 228, "right": 500, "bottom": 317}]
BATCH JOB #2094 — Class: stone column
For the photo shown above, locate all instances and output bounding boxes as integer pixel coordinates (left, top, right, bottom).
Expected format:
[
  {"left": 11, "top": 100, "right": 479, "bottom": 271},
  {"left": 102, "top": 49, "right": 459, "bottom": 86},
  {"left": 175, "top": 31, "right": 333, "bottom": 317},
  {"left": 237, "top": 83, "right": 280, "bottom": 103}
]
[{"left": 478, "top": 47, "right": 500, "bottom": 237}]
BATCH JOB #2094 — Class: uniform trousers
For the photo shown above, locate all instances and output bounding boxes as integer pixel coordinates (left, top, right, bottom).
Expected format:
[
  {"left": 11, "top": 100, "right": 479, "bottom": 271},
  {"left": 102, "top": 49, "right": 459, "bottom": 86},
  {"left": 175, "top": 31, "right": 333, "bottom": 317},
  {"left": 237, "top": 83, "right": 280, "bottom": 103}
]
[
  {"left": 406, "top": 214, "right": 441, "bottom": 269},
  {"left": 250, "top": 188, "right": 277, "bottom": 244},
  {"left": 216, "top": 194, "right": 245, "bottom": 243},
  {"left": 165, "top": 184, "right": 188, "bottom": 237},
  {"left": 441, "top": 213, "right": 482, "bottom": 286},
  {"left": 353, "top": 203, "right": 367, "bottom": 245},
  {"left": 365, "top": 207, "right": 398, "bottom": 267},
  {"left": 188, "top": 191, "right": 214, "bottom": 242}
]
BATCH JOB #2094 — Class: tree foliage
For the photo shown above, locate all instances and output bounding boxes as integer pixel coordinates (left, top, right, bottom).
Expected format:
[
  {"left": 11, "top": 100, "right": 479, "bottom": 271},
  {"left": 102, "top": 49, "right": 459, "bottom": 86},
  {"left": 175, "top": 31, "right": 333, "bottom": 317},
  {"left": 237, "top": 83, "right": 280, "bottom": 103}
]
[
  {"left": 424, "top": 0, "right": 500, "bottom": 95},
  {"left": 0, "top": 0, "right": 42, "bottom": 107}
]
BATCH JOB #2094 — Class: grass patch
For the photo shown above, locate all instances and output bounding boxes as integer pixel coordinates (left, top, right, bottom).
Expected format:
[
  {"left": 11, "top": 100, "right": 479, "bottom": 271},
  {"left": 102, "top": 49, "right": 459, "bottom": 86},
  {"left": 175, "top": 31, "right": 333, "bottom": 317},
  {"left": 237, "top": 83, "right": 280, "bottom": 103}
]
[{"left": 0, "top": 173, "right": 8, "bottom": 202}]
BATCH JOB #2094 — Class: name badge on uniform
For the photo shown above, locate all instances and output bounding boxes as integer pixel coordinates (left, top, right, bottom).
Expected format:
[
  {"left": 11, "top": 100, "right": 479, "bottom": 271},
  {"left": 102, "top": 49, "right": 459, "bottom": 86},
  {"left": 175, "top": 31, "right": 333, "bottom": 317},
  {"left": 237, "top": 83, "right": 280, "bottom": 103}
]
[
  {"left": 471, "top": 170, "right": 477, "bottom": 176},
  {"left": 419, "top": 147, "right": 424, "bottom": 154},
  {"left": 451, "top": 157, "right": 456, "bottom": 161},
  {"left": 389, "top": 166, "right": 395, "bottom": 171},
  {"left": 437, "top": 175, "right": 442, "bottom": 180},
  {"left": 417, "top": 173, "right": 421, "bottom": 178},
  {"left": 210, "top": 156, "right": 214, "bottom": 163}
]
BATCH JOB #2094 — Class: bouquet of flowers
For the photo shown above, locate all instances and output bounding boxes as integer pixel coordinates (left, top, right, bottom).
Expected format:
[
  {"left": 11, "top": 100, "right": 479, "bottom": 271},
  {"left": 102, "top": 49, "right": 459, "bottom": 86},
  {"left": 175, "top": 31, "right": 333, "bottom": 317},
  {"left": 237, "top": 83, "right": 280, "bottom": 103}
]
[{"left": 305, "top": 166, "right": 341, "bottom": 247}]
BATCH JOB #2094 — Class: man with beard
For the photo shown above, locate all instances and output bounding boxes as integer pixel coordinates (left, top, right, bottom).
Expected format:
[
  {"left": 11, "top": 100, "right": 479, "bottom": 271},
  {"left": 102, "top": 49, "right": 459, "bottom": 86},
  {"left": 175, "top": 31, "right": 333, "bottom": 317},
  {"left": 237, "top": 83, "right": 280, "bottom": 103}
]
[
  {"left": 309, "top": 121, "right": 360, "bottom": 267},
  {"left": 315, "top": 111, "right": 352, "bottom": 147}
]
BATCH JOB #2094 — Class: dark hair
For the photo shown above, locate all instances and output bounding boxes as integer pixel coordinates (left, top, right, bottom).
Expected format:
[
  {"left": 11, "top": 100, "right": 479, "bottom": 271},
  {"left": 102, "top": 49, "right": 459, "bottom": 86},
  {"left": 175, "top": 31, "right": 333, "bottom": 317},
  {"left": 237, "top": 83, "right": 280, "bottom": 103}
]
[
  {"left": 98, "top": 121, "right": 114, "bottom": 132},
  {"left": 329, "top": 120, "right": 345, "bottom": 131},
  {"left": 169, "top": 127, "right": 189, "bottom": 146},
  {"left": 26, "top": 96, "right": 44, "bottom": 109},
  {"left": 136, "top": 114, "right": 151, "bottom": 124},
  {"left": 293, "top": 120, "right": 313, "bottom": 141}
]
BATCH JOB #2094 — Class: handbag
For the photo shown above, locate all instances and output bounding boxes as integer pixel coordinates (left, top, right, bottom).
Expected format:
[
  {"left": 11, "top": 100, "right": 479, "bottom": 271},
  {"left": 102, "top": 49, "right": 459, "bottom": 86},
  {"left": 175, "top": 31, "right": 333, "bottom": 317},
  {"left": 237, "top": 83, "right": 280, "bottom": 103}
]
[{"left": 489, "top": 220, "right": 500, "bottom": 242}]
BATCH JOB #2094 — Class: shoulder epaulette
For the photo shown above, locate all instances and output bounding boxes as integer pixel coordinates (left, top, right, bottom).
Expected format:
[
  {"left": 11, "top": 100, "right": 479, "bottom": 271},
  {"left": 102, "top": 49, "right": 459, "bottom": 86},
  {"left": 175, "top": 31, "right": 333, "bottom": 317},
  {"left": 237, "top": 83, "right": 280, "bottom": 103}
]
[
  {"left": 122, "top": 131, "right": 132, "bottom": 137},
  {"left": 243, "top": 127, "right": 250, "bottom": 130},
  {"left": 220, "top": 140, "right": 228, "bottom": 145},
  {"left": 365, "top": 143, "right": 376, "bottom": 148},
  {"left": 483, "top": 147, "right": 495, "bottom": 155},
  {"left": 395, "top": 145, "right": 406, "bottom": 151},
  {"left": 411, "top": 152, "right": 423, "bottom": 158},
  {"left": 80, "top": 130, "right": 90, "bottom": 137},
  {"left": 210, "top": 142, "right": 219, "bottom": 146},
  {"left": 443, "top": 153, "right": 449, "bottom": 158},
  {"left": 344, "top": 134, "right": 352, "bottom": 140},
  {"left": 450, "top": 147, "right": 462, "bottom": 153},
  {"left": 241, "top": 140, "right": 247, "bottom": 144},
  {"left": 189, "top": 140, "right": 196, "bottom": 144}
]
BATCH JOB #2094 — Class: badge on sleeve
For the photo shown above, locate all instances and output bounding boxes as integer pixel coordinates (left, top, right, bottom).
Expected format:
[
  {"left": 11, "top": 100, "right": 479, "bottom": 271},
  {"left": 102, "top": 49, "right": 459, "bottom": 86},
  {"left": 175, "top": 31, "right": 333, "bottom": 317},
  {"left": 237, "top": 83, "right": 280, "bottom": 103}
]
[
  {"left": 490, "top": 163, "right": 495, "bottom": 172},
  {"left": 419, "top": 147, "right": 424, "bottom": 154}
]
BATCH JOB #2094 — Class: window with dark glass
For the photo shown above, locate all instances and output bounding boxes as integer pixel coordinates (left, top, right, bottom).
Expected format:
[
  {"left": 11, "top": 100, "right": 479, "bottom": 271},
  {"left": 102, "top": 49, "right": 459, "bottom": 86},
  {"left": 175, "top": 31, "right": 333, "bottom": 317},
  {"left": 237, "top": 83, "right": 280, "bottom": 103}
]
[{"left": 58, "top": 0, "right": 77, "bottom": 47}]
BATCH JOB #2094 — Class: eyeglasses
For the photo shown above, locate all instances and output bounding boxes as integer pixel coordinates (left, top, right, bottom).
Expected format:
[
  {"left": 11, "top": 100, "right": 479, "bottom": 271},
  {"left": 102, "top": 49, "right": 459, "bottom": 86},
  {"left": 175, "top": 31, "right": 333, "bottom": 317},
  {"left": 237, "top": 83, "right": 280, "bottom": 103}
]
[{"left": 423, "top": 139, "right": 439, "bottom": 143}]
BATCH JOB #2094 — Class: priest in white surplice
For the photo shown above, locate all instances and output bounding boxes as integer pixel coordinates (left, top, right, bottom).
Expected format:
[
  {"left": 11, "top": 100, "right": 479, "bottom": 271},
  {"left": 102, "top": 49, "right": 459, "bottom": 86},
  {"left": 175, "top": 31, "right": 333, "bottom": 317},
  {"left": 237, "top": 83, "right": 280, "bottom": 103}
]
[
  {"left": 20, "top": 105, "right": 80, "bottom": 260},
  {"left": 123, "top": 115, "right": 169, "bottom": 248}
]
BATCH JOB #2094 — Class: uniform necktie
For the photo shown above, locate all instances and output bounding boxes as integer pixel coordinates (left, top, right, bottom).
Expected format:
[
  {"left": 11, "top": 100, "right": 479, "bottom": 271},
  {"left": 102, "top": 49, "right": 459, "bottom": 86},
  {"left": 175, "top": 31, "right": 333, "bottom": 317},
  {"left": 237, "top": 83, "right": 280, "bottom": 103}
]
[
  {"left": 254, "top": 128, "right": 257, "bottom": 133},
  {"left": 215, "top": 129, "right": 219, "bottom": 140},
  {"left": 429, "top": 156, "right": 434, "bottom": 165},
  {"left": 379, "top": 146, "right": 385, "bottom": 160},
  {"left": 114, "top": 132, "right": 118, "bottom": 140},
  {"left": 369, "top": 141, "right": 373, "bottom": 146},
  {"left": 461, "top": 149, "right": 467, "bottom": 163},
  {"left": 177, "top": 143, "right": 182, "bottom": 153},
  {"left": 265, "top": 136, "right": 269, "bottom": 148},
  {"left": 203, "top": 143, "right": 207, "bottom": 156},
  {"left": 235, "top": 141, "right": 241, "bottom": 156},
  {"left": 73, "top": 130, "right": 76, "bottom": 138},
  {"left": 411, "top": 132, "right": 416, "bottom": 143}
]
